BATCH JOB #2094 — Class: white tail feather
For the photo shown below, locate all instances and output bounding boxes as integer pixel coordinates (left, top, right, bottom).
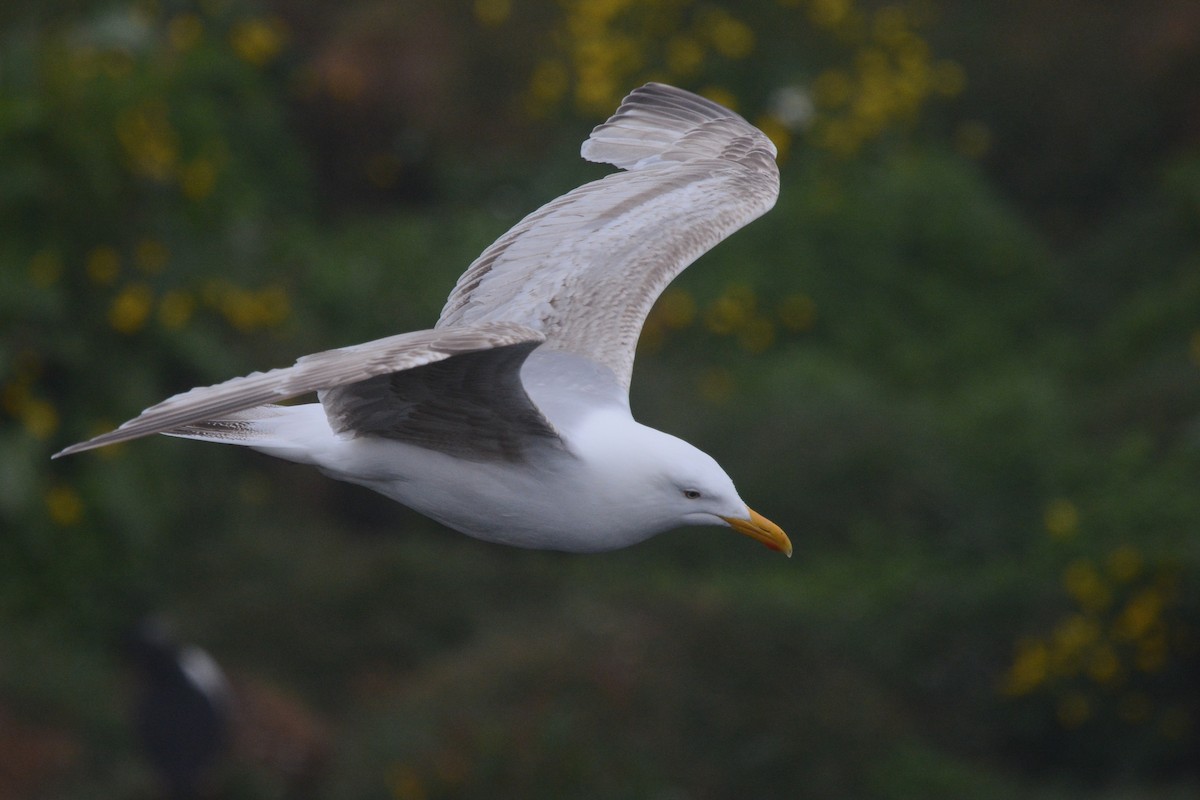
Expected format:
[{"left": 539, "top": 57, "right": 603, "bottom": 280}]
[{"left": 165, "top": 404, "right": 335, "bottom": 466}]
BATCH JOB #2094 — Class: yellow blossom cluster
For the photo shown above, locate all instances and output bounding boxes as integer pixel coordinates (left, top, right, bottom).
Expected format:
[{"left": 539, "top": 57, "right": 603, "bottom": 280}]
[
  {"left": 73, "top": 243, "right": 164, "bottom": 334},
  {"left": 806, "top": 2, "right": 964, "bottom": 156},
  {"left": 1004, "top": 527, "right": 1193, "bottom": 739},
  {"left": 507, "top": 0, "right": 961, "bottom": 161},
  {"left": 643, "top": 284, "right": 817, "bottom": 353},
  {"left": 1043, "top": 497, "right": 1080, "bottom": 538},
  {"left": 69, "top": 7, "right": 284, "bottom": 199},
  {"left": 201, "top": 280, "right": 291, "bottom": 332},
  {"left": 113, "top": 100, "right": 226, "bottom": 200},
  {"left": 9, "top": 5, "right": 304, "bottom": 550},
  {"left": 13, "top": 241, "right": 294, "bottom": 544},
  {"left": 1, "top": 352, "right": 59, "bottom": 442},
  {"left": 45, "top": 484, "right": 85, "bottom": 527},
  {"left": 229, "top": 16, "right": 288, "bottom": 67},
  {"left": 27, "top": 242, "right": 291, "bottom": 338},
  {"left": 16, "top": 242, "right": 291, "bottom": 531},
  {"left": 640, "top": 284, "right": 817, "bottom": 401},
  {"left": 521, "top": 0, "right": 760, "bottom": 117},
  {"left": 116, "top": 102, "right": 180, "bottom": 182}
]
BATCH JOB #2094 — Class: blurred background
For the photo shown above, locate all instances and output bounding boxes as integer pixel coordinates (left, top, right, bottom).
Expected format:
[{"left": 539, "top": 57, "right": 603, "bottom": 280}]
[{"left": 2, "top": 0, "right": 1200, "bottom": 797}]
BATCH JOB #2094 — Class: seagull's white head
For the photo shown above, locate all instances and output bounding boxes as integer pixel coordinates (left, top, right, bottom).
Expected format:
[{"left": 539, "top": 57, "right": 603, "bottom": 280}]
[{"left": 570, "top": 411, "right": 792, "bottom": 555}]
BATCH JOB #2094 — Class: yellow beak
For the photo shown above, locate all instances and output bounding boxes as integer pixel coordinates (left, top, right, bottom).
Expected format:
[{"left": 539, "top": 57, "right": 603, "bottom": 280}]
[{"left": 722, "top": 507, "right": 792, "bottom": 557}]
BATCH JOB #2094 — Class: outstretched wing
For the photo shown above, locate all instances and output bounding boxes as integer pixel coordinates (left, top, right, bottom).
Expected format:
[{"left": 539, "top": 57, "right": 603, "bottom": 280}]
[
  {"left": 437, "top": 83, "right": 779, "bottom": 391},
  {"left": 319, "top": 340, "right": 565, "bottom": 462},
  {"left": 53, "top": 322, "right": 546, "bottom": 458}
]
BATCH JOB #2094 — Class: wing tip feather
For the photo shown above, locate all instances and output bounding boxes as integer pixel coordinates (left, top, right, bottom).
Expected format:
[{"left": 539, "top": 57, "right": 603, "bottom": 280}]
[{"left": 581, "top": 83, "right": 777, "bottom": 170}]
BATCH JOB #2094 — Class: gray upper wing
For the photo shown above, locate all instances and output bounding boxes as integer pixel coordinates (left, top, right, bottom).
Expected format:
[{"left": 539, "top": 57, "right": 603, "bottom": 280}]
[{"left": 436, "top": 83, "right": 779, "bottom": 392}]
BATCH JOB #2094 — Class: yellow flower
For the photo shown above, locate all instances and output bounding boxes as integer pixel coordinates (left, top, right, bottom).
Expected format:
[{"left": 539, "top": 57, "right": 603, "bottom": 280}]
[
  {"left": 705, "top": 284, "right": 755, "bottom": 335},
  {"left": 109, "top": 282, "right": 155, "bottom": 334},
  {"left": 1106, "top": 545, "right": 1142, "bottom": 583},
  {"left": 217, "top": 285, "right": 256, "bottom": 331},
  {"left": 230, "top": 17, "right": 286, "bottom": 67},
  {"left": 168, "top": 13, "right": 204, "bottom": 52},
  {"left": 1114, "top": 588, "right": 1164, "bottom": 642},
  {"left": 116, "top": 103, "right": 179, "bottom": 181},
  {"left": 1003, "top": 638, "right": 1048, "bottom": 696},
  {"left": 45, "top": 485, "right": 84, "bottom": 526},
  {"left": 1044, "top": 497, "right": 1079, "bottom": 538},
  {"left": 474, "top": 0, "right": 511, "bottom": 27},
  {"left": 217, "top": 284, "right": 290, "bottom": 331},
  {"left": 22, "top": 398, "right": 59, "bottom": 439},
  {"left": 1063, "top": 559, "right": 1111, "bottom": 612},
  {"left": 1050, "top": 613, "right": 1100, "bottom": 677}
]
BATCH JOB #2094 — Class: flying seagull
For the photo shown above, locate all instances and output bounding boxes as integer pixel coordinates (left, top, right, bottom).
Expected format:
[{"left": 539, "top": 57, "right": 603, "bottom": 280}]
[{"left": 55, "top": 83, "right": 792, "bottom": 557}]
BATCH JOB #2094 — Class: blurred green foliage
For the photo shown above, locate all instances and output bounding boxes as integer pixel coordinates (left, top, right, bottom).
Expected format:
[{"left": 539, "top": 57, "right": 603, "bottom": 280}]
[
  {"left": 1, "top": 0, "right": 309, "bottom": 638},
  {"left": 2, "top": 0, "right": 1199, "bottom": 798}
]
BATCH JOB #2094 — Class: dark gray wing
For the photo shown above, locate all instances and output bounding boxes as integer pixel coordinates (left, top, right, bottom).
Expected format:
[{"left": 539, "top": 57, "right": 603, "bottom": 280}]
[{"left": 320, "top": 339, "right": 565, "bottom": 462}]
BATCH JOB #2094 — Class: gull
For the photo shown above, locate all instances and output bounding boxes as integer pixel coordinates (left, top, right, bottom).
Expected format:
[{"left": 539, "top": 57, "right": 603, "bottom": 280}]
[{"left": 54, "top": 83, "right": 792, "bottom": 557}]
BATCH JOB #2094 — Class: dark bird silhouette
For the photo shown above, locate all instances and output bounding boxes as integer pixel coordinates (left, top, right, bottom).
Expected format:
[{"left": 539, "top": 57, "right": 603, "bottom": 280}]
[
  {"left": 122, "top": 618, "right": 331, "bottom": 799},
  {"left": 123, "top": 619, "right": 232, "bottom": 800}
]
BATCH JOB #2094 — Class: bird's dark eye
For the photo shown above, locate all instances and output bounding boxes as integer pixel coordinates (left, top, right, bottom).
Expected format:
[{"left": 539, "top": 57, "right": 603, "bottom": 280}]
[{"left": 683, "top": 489, "right": 702, "bottom": 500}]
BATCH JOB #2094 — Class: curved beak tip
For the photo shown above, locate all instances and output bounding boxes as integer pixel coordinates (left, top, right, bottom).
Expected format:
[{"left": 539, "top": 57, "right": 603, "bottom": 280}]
[{"left": 723, "top": 507, "right": 792, "bottom": 558}]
